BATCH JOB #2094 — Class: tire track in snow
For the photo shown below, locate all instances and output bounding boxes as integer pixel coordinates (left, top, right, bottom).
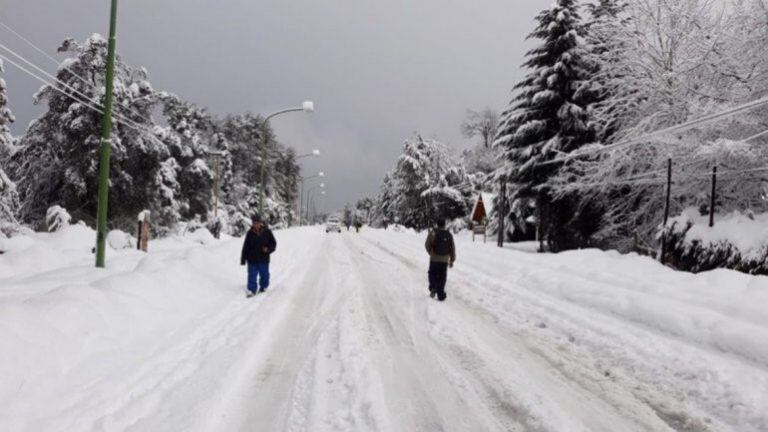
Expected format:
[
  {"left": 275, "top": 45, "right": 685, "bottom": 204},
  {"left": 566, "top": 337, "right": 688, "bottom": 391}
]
[
  {"left": 50, "top": 235, "right": 320, "bottom": 431},
  {"left": 343, "top": 235, "right": 528, "bottom": 432},
  {"left": 203, "top": 234, "right": 359, "bottom": 432},
  {"left": 353, "top": 234, "right": 679, "bottom": 432}
]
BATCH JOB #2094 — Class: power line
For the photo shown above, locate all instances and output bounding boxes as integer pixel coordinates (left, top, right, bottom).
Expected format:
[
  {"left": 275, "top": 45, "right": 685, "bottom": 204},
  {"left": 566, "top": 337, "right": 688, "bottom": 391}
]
[
  {"left": 0, "top": 20, "right": 146, "bottom": 122},
  {"left": 0, "top": 21, "right": 94, "bottom": 91},
  {"left": 539, "top": 96, "right": 768, "bottom": 166},
  {"left": 0, "top": 51, "right": 167, "bottom": 148},
  {"left": 744, "top": 128, "right": 768, "bottom": 143},
  {"left": 0, "top": 42, "right": 152, "bottom": 135}
]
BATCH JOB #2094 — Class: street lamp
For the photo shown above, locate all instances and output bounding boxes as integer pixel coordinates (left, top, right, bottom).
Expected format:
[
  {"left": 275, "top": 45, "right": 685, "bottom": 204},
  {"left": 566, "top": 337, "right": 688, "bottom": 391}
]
[
  {"left": 306, "top": 183, "right": 325, "bottom": 224},
  {"left": 299, "top": 171, "right": 324, "bottom": 226},
  {"left": 318, "top": 190, "right": 327, "bottom": 221},
  {"left": 297, "top": 149, "right": 321, "bottom": 159},
  {"left": 259, "top": 100, "right": 315, "bottom": 215}
]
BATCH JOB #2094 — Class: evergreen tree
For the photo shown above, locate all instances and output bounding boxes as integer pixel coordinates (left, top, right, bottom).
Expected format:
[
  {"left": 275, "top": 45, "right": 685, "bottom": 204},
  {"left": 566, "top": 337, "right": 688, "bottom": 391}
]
[
  {"left": 495, "top": 0, "right": 595, "bottom": 251},
  {"left": 0, "top": 59, "right": 19, "bottom": 235},
  {"left": 10, "top": 35, "right": 168, "bottom": 229},
  {"left": 387, "top": 135, "right": 470, "bottom": 229},
  {"left": 159, "top": 94, "right": 215, "bottom": 224},
  {"left": 373, "top": 173, "right": 395, "bottom": 226},
  {"left": 4, "top": 35, "right": 302, "bottom": 236}
]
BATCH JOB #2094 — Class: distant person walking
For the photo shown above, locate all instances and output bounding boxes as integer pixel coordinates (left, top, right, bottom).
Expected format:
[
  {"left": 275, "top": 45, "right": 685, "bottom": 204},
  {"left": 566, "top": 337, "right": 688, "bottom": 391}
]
[
  {"left": 240, "top": 214, "right": 277, "bottom": 297},
  {"left": 425, "top": 219, "right": 455, "bottom": 301}
]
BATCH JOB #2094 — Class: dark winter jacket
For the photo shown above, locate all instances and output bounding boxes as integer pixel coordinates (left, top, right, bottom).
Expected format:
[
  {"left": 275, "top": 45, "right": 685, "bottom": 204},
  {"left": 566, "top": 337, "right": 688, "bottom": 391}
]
[
  {"left": 240, "top": 226, "right": 277, "bottom": 264},
  {"left": 425, "top": 228, "right": 456, "bottom": 264}
]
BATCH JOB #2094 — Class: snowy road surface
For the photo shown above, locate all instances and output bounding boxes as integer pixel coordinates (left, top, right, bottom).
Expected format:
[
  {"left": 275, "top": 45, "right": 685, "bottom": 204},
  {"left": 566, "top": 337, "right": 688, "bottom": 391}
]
[{"left": 1, "top": 226, "right": 767, "bottom": 431}]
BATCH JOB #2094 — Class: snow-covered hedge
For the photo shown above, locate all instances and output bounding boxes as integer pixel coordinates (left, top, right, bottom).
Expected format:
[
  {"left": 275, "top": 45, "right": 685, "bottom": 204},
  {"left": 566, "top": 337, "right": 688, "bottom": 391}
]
[{"left": 660, "top": 208, "right": 768, "bottom": 275}]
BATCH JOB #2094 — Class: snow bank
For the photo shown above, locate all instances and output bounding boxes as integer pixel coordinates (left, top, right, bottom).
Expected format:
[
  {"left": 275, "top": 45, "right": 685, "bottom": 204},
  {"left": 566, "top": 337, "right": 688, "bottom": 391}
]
[
  {"left": 662, "top": 207, "right": 768, "bottom": 274},
  {"left": 107, "top": 229, "right": 135, "bottom": 250},
  {"left": 0, "top": 225, "right": 241, "bottom": 430},
  {"left": 673, "top": 207, "right": 768, "bottom": 257}
]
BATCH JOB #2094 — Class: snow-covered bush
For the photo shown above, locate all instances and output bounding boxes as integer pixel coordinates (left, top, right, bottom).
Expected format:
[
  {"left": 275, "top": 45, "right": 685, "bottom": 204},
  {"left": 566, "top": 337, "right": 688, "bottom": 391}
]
[
  {"left": 660, "top": 208, "right": 768, "bottom": 275},
  {"left": 45, "top": 206, "right": 71, "bottom": 232},
  {"left": 107, "top": 229, "right": 135, "bottom": 250}
]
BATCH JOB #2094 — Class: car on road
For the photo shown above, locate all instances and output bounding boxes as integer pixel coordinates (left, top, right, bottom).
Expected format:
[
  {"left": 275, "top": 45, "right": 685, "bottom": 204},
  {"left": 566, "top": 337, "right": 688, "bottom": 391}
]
[{"left": 326, "top": 217, "right": 342, "bottom": 233}]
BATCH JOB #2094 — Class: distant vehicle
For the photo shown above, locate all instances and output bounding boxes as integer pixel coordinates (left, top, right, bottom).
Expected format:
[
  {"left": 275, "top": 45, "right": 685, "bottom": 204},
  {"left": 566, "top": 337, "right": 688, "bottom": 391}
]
[{"left": 326, "top": 217, "right": 342, "bottom": 233}]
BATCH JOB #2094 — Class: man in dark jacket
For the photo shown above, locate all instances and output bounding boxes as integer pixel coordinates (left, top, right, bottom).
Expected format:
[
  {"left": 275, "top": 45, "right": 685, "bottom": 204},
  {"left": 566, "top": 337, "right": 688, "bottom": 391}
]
[
  {"left": 425, "top": 218, "right": 455, "bottom": 301},
  {"left": 240, "top": 214, "right": 277, "bottom": 297}
]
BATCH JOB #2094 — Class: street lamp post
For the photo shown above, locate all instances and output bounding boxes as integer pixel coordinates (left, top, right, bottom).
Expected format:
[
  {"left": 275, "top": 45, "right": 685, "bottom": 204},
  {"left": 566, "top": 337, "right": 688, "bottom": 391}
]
[
  {"left": 305, "top": 183, "right": 324, "bottom": 224},
  {"left": 299, "top": 172, "right": 324, "bottom": 226},
  {"left": 259, "top": 101, "right": 314, "bottom": 216},
  {"left": 294, "top": 150, "right": 320, "bottom": 226},
  {"left": 296, "top": 149, "right": 321, "bottom": 160}
]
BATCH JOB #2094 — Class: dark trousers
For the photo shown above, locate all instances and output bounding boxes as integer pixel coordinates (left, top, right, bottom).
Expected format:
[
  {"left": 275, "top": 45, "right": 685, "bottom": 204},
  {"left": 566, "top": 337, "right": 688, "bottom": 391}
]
[
  {"left": 247, "top": 262, "right": 270, "bottom": 293},
  {"left": 428, "top": 261, "right": 448, "bottom": 301}
]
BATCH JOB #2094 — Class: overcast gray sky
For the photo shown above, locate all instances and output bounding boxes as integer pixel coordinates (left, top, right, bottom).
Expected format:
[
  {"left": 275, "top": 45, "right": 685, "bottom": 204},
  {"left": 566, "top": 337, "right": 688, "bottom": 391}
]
[{"left": 1, "top": 0, "right": 542, "bottom": 211}]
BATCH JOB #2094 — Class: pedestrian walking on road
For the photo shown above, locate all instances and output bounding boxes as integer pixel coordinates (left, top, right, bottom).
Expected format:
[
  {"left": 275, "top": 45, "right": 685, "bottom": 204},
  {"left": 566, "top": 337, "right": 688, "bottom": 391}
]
[
  {"left": 425, "top": 218, "right": 455, "bottom": 301},
  {"left": 240, "top": 214, "right": 277, "bottom": 297}
]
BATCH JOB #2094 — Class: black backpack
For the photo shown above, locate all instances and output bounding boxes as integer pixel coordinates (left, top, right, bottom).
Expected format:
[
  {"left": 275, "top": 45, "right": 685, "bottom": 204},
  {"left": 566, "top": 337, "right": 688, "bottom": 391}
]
[{"left": 433, "top": 229, "right": 452, "bottom": 256}]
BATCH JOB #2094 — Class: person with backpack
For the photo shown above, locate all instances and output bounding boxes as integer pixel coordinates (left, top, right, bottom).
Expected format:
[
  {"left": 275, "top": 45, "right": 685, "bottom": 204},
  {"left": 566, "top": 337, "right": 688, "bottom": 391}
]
[
  {"left": 240, "top": 214, "right": 277, "bottom": 297},
  {"left": 424, "top": 218, "right": 455, "bottom": 301}
]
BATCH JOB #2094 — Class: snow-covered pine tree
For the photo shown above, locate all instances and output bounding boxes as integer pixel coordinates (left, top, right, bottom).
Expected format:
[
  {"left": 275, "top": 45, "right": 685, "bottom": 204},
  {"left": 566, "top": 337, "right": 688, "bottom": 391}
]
[
  {"left": 159, "top": 94, "right": 215, "bottom": 225},
  {"left": 388, "top": 135, "right": 470, "bottom": 229},
  {"left": 272, "top": 147, "right": 300, "bottom": 226},
  {"left": 10, "top": 35, "right": 168, "bottom": 229},
  {"left": 495, "top": 0, "right": 595, "bottom": 251},
  {"left": 355, "top": 197, "right": 376, "bottom": 225},
  {"left": 373, "top": 172, "right": 395, "bottom": 226},
  {"left": 0, "top": 59, "right": 20, "bottom": 236},
  {"left": 342, "top": 204, "right": 353, "bottom": 227}
]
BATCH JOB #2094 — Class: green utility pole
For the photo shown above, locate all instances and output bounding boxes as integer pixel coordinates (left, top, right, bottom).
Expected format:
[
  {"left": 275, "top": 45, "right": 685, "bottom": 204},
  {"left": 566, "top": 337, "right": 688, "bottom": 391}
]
[{"left": 95, "top": 0, "right": 119, "bottom": 268}]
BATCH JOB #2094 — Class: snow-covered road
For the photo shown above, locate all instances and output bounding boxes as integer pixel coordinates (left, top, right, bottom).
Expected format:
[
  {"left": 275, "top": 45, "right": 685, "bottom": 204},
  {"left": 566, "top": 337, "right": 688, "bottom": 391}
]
[{"left": 1, "top": 226, "right": 767, "bottom": 431}]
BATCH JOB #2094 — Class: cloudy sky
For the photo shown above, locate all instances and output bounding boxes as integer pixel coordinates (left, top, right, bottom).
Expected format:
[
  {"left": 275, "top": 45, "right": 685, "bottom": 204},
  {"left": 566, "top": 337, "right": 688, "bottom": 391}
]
[{"left": 1, "top": 0, "right": 543, "bottom": 211}]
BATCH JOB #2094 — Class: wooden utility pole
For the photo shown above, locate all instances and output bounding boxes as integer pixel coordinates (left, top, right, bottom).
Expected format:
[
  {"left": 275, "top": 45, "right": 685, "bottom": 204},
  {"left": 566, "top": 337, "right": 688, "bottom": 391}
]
[
  {"left": 709, "top": 166, "right": 717, "bottom": 227},
  {"left": 660, "top": 158, "right": 672, "bottom": 263},
  {"left": 137, "top": 210, "right": 150, "bottom": 252},
  {"left": 498, "top": 179, "right": 506, "bottom": 248}
]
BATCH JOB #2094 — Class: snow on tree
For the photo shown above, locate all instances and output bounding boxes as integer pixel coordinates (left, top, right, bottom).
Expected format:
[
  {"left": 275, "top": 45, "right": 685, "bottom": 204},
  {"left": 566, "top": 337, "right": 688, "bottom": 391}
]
[
  {"left": 342, "top": 204, "right": 353, "bottom": 227},
  {"left": 552, "top": 0, "right": 768, "bottom": 250},
  {"left": 10, "top": 35, "right": 169, "bottom": 230},
  {"left": 381, "top": 135, "right": 472, "bottom": 230},
  {"left": 158, "top": 95, "right": 216, "bottom": 225},
  {"left": 45, "top": 205, "right": 71, "bottom": 232},
  {"left": 494, "top": 0, "right": 596, "bottom": 251},
  {"left": 0, "top": 59, "right": 20, "bottom": 236},
  {"left": 219, "top": 113, "right": 299, "bottom": 228},
  {"left": 354, "top": 197, "right": 376, "bottom": 225},
  {"left": 369, "top": 173, "right": 394, "bottom": 227}
]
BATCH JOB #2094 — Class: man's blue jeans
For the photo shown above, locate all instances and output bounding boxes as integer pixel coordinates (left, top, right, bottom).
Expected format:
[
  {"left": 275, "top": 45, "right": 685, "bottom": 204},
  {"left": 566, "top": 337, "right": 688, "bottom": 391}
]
[{"left": 247, "top": 262, "right": 270, "bottom": 293}]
